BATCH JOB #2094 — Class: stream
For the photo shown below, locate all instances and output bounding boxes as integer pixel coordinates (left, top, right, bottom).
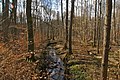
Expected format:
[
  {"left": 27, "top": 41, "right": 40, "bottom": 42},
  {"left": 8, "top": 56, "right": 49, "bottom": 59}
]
[
  {"left": 47, "top": 46, "right": 65, "bottom": 80},
  {"left": 36, "top": 44, "right": 65, "bottom": 80}
]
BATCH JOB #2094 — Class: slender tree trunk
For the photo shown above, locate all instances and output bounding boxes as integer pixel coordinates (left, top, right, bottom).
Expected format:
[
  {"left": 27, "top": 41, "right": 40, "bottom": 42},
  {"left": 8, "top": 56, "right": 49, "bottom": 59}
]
[
  {"left": 84, "top": 0, "right": 88, "bottom": 44},
  {"left": 2, "top": 0, "right": 5, "bottom": 26},
  {"left": 96, "top": 0, "right": 99, "bottom": 54},
  {"left": 101, "top": 0, "right": 112, "bottom": 80},
  {"left": 97, "top": 0, "right": 102, "bottom": 54},
  {"left": 3, "top": 0, "right": 9, "bottom": 42},
  {"left": 69, "top": 0, "right": 75, "bottom": 54},
  {"left": 61, "top": 0, "right": 64, "bottom": 26},
  {"left": 64, "top": 0, "right": 69, "bottom": 49},
  {"left": 26, "top": 0, "right": 35, "bottom": 60},
  {"left": 10, "top": 0, "right": 17, "bottom": 40},
  {"left": 2, "top": 0, "right": 5, "bottom": 14},
  {"left": 118, "top": 9, "right": 120, "bottom": 44},
  {"left": 12, "top": 0, "right": 17, "bottom": 24},
  {"left": 35, "top": 1, "right": 38, "bottom": 28},
  {"left": 93, "top": 0, "right": 97, "bottom": 47},
  {"left": 100, "top": 0, "right": 104, "bottom": 47},
  {"left": 113, "top": 0, "right": 116, "bottom": 43},
  {"left": 57, "top": 11, "right": 59, "bottom": 25},
  {"left": 80, "top": 0, "right": 83, "bottom": 43},
  {"left": 99, "top": 0, "right": 102, "bottom": 45},
  {"left": 64, "top": 1, "right": 75, "bottom": 78}
]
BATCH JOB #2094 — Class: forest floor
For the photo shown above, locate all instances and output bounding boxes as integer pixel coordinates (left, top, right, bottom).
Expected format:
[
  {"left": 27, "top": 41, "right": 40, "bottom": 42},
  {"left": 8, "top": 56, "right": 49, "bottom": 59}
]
[
  {"left": 69, "top": 43, "right": 120, "bottom": 80},
  {"left": 0, "top": 41, "right": 38, "bottom": 80},
  {"left": 0, "top": 41, "right": 120, "bottom": 80}
]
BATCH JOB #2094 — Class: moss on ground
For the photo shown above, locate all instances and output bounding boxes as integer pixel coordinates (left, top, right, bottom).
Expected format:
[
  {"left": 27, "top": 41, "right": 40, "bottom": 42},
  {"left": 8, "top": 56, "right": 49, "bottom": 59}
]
[{"left": 69, "top": 64, "right": 92, "bottom": 80}]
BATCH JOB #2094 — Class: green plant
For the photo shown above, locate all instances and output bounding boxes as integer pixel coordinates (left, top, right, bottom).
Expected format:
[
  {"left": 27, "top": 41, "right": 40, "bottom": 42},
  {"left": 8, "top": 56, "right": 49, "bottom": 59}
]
[{"left": 70, "top": 65, "right": 92, "bottom": 80}]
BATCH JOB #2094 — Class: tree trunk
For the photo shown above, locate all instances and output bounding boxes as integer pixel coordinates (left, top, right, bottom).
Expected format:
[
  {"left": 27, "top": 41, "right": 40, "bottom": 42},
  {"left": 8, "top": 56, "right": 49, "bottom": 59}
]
[
  {"left": 61, "top": 0, "right": 64, "bottom": 26},
  {"left": 64, "top": 0, "right": 69, "bottom": 49},
  {"left": 26, "top": 0, "right": 35, "bottom": 60},
  {"left": 2, "top": 0, "right": 5, "bottom": 13},
  {"left": 3, "top": 0, "right": 9, "bottom": 42},
  {"left": 101, "top": 0, "right": 112, "bottom": 80},
  {"left": 12, "top": 0, "right": 17, "bottom": 24},
  {"left": 118, "top": 9, "right": 120, "bottom": 44},
  {"left": 69, "top": 0, "right": 75, "bottom": 54},
  {"left": 97, "top": 0, "right": 102, "bottom": 54},
  {"left": 2, "top": 0, "right": 5, "bottom": 26},
  {"left": 93, "top": 0, "right": 97, "bottom": 47},
  {"left": 113, "top": 0, "right": 116, "bottom": 43}
]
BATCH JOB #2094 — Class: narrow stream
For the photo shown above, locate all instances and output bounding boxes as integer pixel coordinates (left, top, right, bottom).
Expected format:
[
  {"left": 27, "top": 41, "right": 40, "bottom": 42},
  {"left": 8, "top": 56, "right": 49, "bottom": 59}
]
[
  {"left": 35, "top": 41, "right": 65, "bottom": 80},
  {"left": 46, "top": 46, "right": 65, "bottom": 80}
]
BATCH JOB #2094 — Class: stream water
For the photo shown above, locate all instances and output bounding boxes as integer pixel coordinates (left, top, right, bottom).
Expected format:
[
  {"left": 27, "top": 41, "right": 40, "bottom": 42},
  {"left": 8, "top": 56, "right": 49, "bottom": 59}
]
[{"left": 46, "top": 46, "right": 65, "bottom": 80}]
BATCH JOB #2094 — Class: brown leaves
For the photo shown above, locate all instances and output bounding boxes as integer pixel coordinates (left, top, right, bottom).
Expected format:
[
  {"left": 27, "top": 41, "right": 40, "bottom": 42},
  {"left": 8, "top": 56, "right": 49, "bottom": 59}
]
[{"left": 0, "top": 43, "right": 37, "bottom": 80}]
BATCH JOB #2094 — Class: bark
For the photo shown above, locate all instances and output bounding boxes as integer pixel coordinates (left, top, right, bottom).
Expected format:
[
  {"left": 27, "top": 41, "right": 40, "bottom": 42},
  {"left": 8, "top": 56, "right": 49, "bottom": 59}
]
[
  {"left": 118, "top": 9, "right": 120, "bottom": 44},
  {"left": 26, "top": 0, "right": 35, "bottom": 60},
  {"left": 113, "top": 0, "right": 116, "bottom": 43},
  {"left": 93, "top": 0, "right": 97, "bottom": 47},
  {"left": 97, "top": 0, "right": 101, "bottom": 54},
  {"left": 57, "top": 11, "right": 59, "bottom": 25},
  {"left": 101, "top": 0, "right": 112, "bottom": 80},
  {"left": 69, "top": 0, "right": 75, "bottom": 54},
  {"left": 84, "top": 0, "right": 88, "bottom": 44},
  {"left": 2, "top": 0, "right": 5, "bottom": 13},
  {"left": 64, "top": 0, "right": 69, "bottom": 49},
  {"left": 12, "top": 0, "right": 17, "bottom": 24},
  {"left": 3, "top": 0, "right": 9, "bottom": 42},
  {"left": 61, "top": 0, "right": 64, "bottom": 26},
  {"left": 2, "top": 0, "right": 5, "bottom": 25}
]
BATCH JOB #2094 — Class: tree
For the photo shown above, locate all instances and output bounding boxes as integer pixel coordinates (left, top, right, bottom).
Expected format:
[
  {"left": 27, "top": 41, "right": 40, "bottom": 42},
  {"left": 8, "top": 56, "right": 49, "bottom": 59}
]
[
  {"left": 26, "top": 0, "right": 35, "bottom": 61},
  {"left": 3, "top": 0, "right": 9, "bottom": 42},
  {"left": 97, "top": 0, "right": 102, "bottom": 54},
  {"left": 69, "top": 0, "right": 75, "bottom": 54},
  {"left": 101, "top": 0, "right": 112, "bottom": 80},
  {"left": 113, "top": 0, "right": 116, "bottom": 43},
  {"left": 64, "top": 0, "right": 69, "bottom": 49},
  {"left": 93, "top": 0, "right": 97, "bottom": 47},
  {"left": 12, "top": 0, "right": 17, "bottom": 24},
  {"left": 61, "top": 0, "right": 64, "bottom": 26},
  {"left": 2, "top": 0, "right": 5, "bottom": 13},
  {"left": 2, "top": 0, "right": 5, "bottom": 26}
]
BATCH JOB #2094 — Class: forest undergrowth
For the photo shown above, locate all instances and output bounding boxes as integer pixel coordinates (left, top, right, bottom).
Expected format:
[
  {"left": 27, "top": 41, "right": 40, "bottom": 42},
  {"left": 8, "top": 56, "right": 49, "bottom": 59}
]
[{"left": 0, "top": 41, "right": 119, "bottom": 80}]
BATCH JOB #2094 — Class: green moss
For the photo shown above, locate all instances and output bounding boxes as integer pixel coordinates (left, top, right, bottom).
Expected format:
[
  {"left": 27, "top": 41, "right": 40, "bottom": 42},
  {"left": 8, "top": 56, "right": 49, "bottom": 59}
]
[{"left": 70, "top": 65, "right": 92, "bottom": 80}]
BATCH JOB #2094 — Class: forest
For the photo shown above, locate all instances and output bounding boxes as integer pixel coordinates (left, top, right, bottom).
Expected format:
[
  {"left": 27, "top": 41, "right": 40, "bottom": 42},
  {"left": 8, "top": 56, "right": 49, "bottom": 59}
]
[{"left": 0, "top": 0, "right": 120, "bottom": 80}]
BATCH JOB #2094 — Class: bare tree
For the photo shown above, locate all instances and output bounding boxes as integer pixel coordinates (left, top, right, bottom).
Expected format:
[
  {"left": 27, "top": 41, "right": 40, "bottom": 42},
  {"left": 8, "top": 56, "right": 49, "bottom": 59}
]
[
  {"left": 12, "top": 0, "right": 17, "bottom": 24},
  {"left": 26, "top": 0, "right": 35, "bottom": 61},
  {"left": 61, "top": 0, "right": 64, "bottom": 26},
  {"left": 101, "top": 0, "right": 112, "bottom": 80},
  {"left": 2, "top": 0, "right": 5, "bottom": 26},
  {"left": 3, "top": 0, "right": 9, "bottom": 42},
  {"left": 97, "top": 0, "right": 102, "bottom": 54},
  {"left": 69, "top": 0, "right": 75, "bottom": 54},
  {"left": 113, "top": 0, "right": 116, "bottom": 43},
  {"left": 93, "top": 0, "right": 97, "bottom": 47},
  {"left": 2, "top": 0, "right": 5, "bottom": 14},
  {"left": 64, "top": 0, "right": 69, "bottom": 49}
]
